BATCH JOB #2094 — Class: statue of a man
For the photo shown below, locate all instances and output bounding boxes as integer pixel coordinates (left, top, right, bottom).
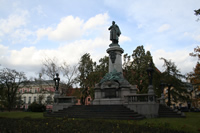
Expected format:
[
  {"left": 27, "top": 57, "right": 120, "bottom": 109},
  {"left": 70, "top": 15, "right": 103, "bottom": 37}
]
[{"left": 108, "top": 21, "right": 121, "bottom": 44}]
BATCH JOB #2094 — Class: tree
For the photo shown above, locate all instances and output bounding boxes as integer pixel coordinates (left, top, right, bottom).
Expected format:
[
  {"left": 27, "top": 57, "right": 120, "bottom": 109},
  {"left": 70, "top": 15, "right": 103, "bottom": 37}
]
[
  {"left": 160, "top": 58, "right": 190, "bottom": 103},
  {"left": 194, "top": 9, "right": 200, "bottom": 21},
  {"left": 60, "top": 62, "right": 78, "bottom": 95},
  {"left": 123, "top": 45, "right": 154, "bottom": 93},
  {"left": 77, "top": 54, "right": 109, "bottom": 103},
  {"left": 188, "top": 46, "right": 200, "bottom": 106},
  {"left": 40, "top": 57, "right": 78, "bottom": 95},
  {"left": 77, "top": 53, "right": 95, "bottom": 105},
  {"left": 0, "top": 68, "right": 28, "bottom": 111},
  {"left": 89, "top": 56, "right": 109, "bottom": 99},
  {"left": 93, "top": 56, "right": 109, "bottom": 85},
  {"left": 40, "top": 57, "right": 60, "bottom": 80},
  {"left": 188, "top": 46, "right": 200, "bottom": 85}
]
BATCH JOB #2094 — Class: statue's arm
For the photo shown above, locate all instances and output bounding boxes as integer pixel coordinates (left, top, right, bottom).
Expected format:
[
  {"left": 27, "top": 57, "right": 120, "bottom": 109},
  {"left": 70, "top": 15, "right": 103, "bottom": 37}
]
[{"left": 108, "top": 26, "right": 112, "bottom": 30}]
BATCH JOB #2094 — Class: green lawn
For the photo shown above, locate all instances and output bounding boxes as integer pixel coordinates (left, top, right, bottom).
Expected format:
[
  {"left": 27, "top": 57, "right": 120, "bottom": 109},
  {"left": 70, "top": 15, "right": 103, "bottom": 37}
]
[
  {"left": 135, "top": 112, "right": 200, "bottom": 133},
  {"left": 0, "top": 111, "right": 44, "bottom": 119},
  {"left": 0, "top": 112, "right": 199, "bottom": 133}
]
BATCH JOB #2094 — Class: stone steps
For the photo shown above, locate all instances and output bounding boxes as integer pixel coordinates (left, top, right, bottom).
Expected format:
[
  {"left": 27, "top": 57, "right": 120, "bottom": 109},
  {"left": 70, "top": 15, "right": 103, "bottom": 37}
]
[
  {"left": 158, "top": 104, "right": 185, "bottom": 118},
  {"left": 45, "top": 105, "right": 145, "bottom": 120}
]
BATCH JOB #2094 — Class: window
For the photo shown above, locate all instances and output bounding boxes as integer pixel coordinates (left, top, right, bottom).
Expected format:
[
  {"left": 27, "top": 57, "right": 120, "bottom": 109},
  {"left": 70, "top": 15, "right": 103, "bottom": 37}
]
[
  {"left": 88, "top": 98, "right": 90, "bottom": 101},
  {"left": 34, "top": 96, "right": 36, "bottom": 102},
  {"left": 28, "top": 97, "right": 31, "bottom": 104},
  {"left": 35, "top": 89, "right": 37, "bottom": 93},
  {"left": 24, "top": 97, "right": 26, "bottom": 104}
]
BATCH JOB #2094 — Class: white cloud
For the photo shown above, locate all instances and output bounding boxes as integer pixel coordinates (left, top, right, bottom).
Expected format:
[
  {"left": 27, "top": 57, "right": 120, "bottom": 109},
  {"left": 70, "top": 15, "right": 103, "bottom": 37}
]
[
  {"left": 120, "top": 35, "right": 131, "bottom": 44},
  {"left": 153, "top": 49, "right": 196, "bottom": 75},
  {"left": 83, "top": 13, "right": 109, "bottom": 30},
  {"left": 48, "top": 16, "right": 84, "bottom": 41},
  {"left": 157, "top": 24, "right": 170, "bottom": 32},
  {"left": 184, "top": 32, "right": 200, "bottom": 42},
  {"left": 36, "top": 13, "right": 110, "bottom": 42},
  {"left": 33, "top": 5, "right": 47, "bottom": 17},
  {"left": 10, "top": 29, "right": 33, "bottom": 44},
  {"left": 9, "top": 47, "right": 41, "bottom": 66},
  {"left": 36, "top": 27, "right": 52, "bottom": 40},
  {"left": 0, "top": 36, "right": 110, "bottom": 75},
  {"left": 193, "top": 35, "right": 200, "bottom": 42},
  {"left": 0, "top": 9, "right": 29, "bottom": 34},
  {"left": 0, "top": 44, "right": 9, "bottom": 56}
]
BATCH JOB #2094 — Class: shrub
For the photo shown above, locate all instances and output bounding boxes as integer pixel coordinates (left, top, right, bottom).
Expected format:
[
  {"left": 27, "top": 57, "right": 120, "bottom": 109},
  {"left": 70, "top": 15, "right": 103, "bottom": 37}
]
[{"left": 28, "top": 102, "right": 46, "bottom": 112}]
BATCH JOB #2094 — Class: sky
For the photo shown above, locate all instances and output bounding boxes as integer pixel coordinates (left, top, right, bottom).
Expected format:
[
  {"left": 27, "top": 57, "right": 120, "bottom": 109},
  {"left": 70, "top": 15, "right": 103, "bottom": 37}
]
[{"left": 0, "top": 0, "right": 200, "bottom": 79}]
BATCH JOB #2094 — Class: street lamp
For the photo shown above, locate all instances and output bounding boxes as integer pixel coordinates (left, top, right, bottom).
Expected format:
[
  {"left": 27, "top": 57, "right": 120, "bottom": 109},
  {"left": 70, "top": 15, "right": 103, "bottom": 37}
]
[
  {"left": 167, "top": 84, "right": 172, "bottom": 107},
  {"left": 54, "top": 73, "right": 60, "bottom": 94},
  {"left": 146, "top": 61, "right": 155, "bottom": 95},
  {"left": 160, "top": 82, "right": 166, "bottom": 104},
  {"left": 146, "top": 61, "right": 154, "bottom": 85},
  {"left": 160, "top": 82, "right": 172, "bottom": 107}
]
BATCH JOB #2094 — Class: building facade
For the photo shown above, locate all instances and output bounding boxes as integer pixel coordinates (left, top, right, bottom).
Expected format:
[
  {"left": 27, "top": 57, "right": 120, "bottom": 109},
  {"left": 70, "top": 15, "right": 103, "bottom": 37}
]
[{"left": 18, "top": 80, "right": 55, "bottom": 110}]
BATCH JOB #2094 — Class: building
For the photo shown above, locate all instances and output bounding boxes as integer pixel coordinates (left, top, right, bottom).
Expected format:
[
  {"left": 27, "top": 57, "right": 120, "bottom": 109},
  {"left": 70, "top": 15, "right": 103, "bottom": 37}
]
[
  {"left": 163, "top": 82, "right": 200, "bottom": 109},
  {"left": 18, "top": 80, "right": 55, "bottom": 110},
  {"left": 18, "top": 79, "right": 93, "bottom": 110},
  {"left": 66, "top": 88, "right": 92, "bottom": 105}
]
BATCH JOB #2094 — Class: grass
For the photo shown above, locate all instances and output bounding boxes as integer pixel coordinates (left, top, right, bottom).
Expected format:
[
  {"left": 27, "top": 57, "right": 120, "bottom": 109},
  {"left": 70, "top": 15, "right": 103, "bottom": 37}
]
[
  {"left": 0, "top": 112, "right": 199, "bottom": 133},
  {"left": 136, "top": 112, "right": 200, "bottom": 133},
  {"left": 0, "top": 111, "right": 44, "bottom": 119}
]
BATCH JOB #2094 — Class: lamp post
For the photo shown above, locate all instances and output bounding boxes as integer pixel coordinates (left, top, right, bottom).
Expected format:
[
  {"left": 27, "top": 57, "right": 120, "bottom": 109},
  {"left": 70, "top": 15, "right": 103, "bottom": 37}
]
[
  {"left": 160, "top": 82, "right": 172, "bottom": 107},
  {"left": 167, "top": 84, "right": 172, "bottom": 107},
  {"left": 146, "top": 61, "right": 154, "bottom": 94},
  {"left": 54, "top": 73, "right": 60, "bottom": 102},
  {"left": 160, "top": 82, "right": 166, "bottom": 104}
]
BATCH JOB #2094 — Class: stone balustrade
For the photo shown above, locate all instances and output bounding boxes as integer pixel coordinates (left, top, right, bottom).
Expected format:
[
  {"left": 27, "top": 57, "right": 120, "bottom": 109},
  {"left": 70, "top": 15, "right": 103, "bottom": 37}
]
[{"left": 124, "top": 94, "right": 156, "bottom": 103}]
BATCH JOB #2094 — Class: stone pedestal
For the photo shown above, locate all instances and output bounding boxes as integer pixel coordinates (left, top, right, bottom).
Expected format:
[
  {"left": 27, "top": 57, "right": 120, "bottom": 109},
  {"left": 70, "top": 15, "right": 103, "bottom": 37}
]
[
  {"left": 106, "top": 46, "right": 124, "bottom": 73},
  {"left": 93, "top": 45, "right": 137, "bottom": 105},
  {"left": 158, "top": 93, "right": 165, "bottom": 104},
  {"left": 52, "top": 96, "right": 76, "bottom": 112}
]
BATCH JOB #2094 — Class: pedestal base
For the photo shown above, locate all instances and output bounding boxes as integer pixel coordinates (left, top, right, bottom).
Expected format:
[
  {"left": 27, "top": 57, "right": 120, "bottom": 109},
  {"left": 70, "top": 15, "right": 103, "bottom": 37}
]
[
  {"left": 92, "top": 98, "right": 123, "bottom": 105},
  {"left": 52, "top": 96, "right": 76, "bottom": 112}
]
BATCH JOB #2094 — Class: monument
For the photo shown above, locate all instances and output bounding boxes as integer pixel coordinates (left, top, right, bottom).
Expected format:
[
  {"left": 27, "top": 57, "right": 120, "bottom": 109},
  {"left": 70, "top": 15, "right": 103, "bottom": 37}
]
[
  {"left": 92, "top": 21, "right": 159, "bottom": 118},
  {"left": 92, "top": 21, "right": 137, "bottom": 105},
  {"left": 52, "top": 73, "right": 76, "bottom": 112}
]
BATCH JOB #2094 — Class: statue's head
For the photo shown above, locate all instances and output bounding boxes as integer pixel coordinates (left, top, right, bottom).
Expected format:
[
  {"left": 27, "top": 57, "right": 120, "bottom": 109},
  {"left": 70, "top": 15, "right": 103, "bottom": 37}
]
[{"left": 112, "top": 21, "right": 115, "bottom": 25}]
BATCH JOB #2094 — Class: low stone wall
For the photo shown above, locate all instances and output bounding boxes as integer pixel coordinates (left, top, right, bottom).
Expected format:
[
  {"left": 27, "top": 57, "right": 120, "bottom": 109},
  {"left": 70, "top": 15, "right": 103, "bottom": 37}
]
[
  {"left": 52, "top": 96, "right": 76, "bottom": 112},
  {"left": 125, "top": 103, "right": 159, "bottom": 118},
  {"left": 92, "top": 98, "right": 123, "bottom": 105},
  {"left": 52, "top": 103, "right": 74, "bottom": 112}
]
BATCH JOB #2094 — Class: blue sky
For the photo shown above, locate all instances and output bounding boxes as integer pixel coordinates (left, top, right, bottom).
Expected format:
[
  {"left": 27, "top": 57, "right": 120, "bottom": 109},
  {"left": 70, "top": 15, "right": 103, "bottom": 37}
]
[{"left": 0, "top": 0, "right": 200, "bottom": 78}]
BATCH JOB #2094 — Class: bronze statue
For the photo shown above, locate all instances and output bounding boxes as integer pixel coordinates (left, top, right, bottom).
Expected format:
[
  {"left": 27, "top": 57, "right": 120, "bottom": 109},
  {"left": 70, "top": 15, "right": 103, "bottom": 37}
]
[{"left": 108, "top": 21, "right": 121, "bottom": 44}]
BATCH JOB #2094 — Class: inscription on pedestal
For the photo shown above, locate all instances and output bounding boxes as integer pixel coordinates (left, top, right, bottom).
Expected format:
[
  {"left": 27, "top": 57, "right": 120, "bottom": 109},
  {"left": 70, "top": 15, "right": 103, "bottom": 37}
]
[{"left": 105, "top": 88, "right": 116, "bottom": 98}]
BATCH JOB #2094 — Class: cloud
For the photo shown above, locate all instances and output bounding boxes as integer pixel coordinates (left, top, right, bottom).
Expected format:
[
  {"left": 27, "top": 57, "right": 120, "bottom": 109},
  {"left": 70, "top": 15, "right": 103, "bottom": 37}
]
[
  {"left": 157, "top": 24, "right": 170, "bottom": 32},
  {"left": 33, "top": 5, "right": 47, "bottom": 17},
  {"left": 120, "top": 35, "right": 131, "bottom": 43},
  {"left": 0, "top": 36, "right": 110, "bottom": 74},
  {"left": 0, "top": 9, "right": 34, "bottom": 44},
  {"left": 48, "top": 16, "right": 84, "bottom": 41},
  {"left": 0, "top": 44, "right": 9, "bottom": 56},
  {"left": 0, "top": 9, "right": 29, "bottom": 34},
  {"left": 152, "top": 48, "right": 196, "bottom": 75},
  {"left": 184, "top": 32, "right": 200, "bottom": 42},
  {"left": 36, "top": 16, "right": 83, "bottom": 41},
  {"left": 83, "top": 13, "right": 109, "bottom": 30},
  {"left": 36, "top": 13, "right": 110, "bottom": 42},
  {"left": 11, "top": 29, "right": 33, "bottom": 44}
]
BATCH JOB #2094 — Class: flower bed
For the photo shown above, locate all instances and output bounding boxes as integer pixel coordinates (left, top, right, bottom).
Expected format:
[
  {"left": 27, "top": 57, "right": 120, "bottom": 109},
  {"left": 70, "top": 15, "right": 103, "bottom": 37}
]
[{"left": 0, "top": 117, "right": 187, "bottom": 133}]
